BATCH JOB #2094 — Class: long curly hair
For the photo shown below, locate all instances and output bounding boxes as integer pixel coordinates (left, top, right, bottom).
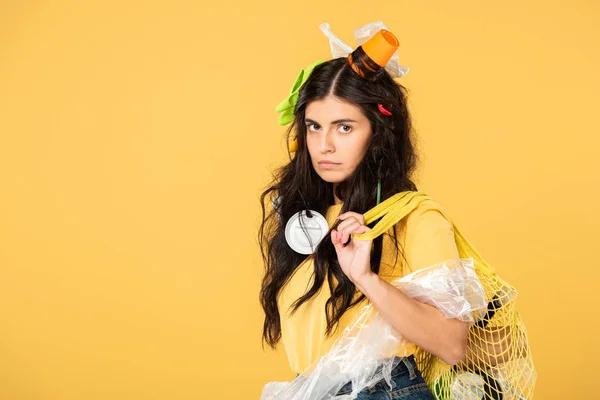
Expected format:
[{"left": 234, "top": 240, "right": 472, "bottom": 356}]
[{"left": 258, "top": 46, "right": 420, "bottom": 348}]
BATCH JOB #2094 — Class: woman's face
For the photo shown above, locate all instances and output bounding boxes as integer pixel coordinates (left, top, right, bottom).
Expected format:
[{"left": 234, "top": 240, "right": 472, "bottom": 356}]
[{"left": 304, "top": 95, "right": 372, "bottom": 184}]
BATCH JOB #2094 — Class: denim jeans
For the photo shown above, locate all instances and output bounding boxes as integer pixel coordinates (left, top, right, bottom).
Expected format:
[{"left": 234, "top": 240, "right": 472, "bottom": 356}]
[{"left": 334, "top": 355, "right": 434, "bottom": 399}]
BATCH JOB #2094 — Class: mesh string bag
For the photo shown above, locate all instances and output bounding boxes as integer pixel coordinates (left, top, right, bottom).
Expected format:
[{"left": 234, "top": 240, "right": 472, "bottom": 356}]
[
  {"left": 260, "top": 190, "right": 536, "bottom": 399},
  {"left": 356, "top": 191, "right": 537, "bottom": 399}
]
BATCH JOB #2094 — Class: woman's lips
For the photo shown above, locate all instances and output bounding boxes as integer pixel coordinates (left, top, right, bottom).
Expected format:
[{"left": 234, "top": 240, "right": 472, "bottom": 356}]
[{"left": 318, "top": 161, "right": 341, "bottom": 169}]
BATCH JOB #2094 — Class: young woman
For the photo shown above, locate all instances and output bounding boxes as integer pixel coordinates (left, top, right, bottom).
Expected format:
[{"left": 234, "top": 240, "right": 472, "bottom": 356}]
[{"left": 258, "top": 28, "right": 470, "bottom": 399}]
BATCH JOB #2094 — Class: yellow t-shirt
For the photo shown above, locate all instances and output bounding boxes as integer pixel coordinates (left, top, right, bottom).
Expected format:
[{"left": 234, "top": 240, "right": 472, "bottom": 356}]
[{"left": 277, "top": 198, "right": 460, "bottom": 374}]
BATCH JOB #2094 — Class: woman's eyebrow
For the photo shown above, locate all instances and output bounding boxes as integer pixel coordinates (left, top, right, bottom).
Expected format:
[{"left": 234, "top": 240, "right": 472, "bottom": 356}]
[{"left": 305, "top": 118, "right": 357, "bottom": 124}]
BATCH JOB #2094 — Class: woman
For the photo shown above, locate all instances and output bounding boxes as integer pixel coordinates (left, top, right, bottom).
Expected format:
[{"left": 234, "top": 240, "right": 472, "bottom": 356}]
[{"left": 258, "top": 27, "right": 470, "bottom": 399}]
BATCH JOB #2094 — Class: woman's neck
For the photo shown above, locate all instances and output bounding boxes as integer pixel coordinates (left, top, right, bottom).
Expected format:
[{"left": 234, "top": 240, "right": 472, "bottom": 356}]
[{"left": 333, "top": 183, "right": 342, "bottom": 205}]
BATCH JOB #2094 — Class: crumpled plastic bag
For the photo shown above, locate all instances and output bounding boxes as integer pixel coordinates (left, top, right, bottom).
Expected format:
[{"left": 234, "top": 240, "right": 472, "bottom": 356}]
[{"left": 261, "top": 257, "right": 487, "bottom": 400}]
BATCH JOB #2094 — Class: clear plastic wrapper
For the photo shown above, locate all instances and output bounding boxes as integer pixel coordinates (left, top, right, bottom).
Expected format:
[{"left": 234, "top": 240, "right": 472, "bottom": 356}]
[
  {"left": 319, "top": 21, "right": 410, "bottom": 78},
  {"left": 261, "top": 258, "right": 486, "bottom": 400}
]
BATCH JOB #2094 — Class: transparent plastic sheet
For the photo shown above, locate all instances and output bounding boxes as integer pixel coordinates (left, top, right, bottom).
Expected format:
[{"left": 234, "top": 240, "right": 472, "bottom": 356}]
[
  {"left": 260, "top": 258, "right": 487, "bottom": 400},
  {"left": 318, "top": 22, "right": 410, "bottom": 79}
]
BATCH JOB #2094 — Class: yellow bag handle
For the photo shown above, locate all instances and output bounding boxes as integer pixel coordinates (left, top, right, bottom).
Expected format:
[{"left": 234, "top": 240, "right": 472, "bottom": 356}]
[
  {"left": 354, "top": 190, "right": 495, "bottom": 276},
  {"left": 354, "top": 190, "right": 432, "bottom": 240}
]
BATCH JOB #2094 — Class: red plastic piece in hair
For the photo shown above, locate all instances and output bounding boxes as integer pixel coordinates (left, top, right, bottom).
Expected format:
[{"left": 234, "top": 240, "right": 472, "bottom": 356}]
[{"left": 377, "top": 104, "right": 392, "bottom": 116}]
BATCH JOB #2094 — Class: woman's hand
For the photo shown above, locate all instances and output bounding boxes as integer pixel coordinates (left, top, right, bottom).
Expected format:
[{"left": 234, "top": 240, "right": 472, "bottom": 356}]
[{"left": 331, "top": 211, "right": 374, "bottom": 286}]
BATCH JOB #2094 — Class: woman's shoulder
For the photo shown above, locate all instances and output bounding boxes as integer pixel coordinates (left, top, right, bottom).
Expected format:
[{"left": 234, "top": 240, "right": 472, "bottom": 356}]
[
  {"left": 398, "top": 193, "right": 454, "bottom": 230},
  {"left": 396, "top": 194, "right": 459, "bottom": 273},
  {"left": 378, "top": 193, "right": 458, "bottom": 277}
]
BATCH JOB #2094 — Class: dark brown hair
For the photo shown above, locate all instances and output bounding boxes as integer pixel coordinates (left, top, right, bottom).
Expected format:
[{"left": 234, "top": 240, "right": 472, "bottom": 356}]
[{"left": 258, "top": 46, "right": 419, "bottom": 347}]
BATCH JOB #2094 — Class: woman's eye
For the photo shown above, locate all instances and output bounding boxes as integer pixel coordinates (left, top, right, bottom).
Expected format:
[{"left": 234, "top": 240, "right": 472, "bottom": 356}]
[
  {"left": 307, "top": 123, "right": 320, "bottom": 131},
  {"left": 339, "top": 125, "right": 352, "bottom": 133}
]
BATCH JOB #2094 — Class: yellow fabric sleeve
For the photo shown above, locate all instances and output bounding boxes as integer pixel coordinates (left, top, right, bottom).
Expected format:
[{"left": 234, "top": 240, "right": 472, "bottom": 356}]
[{"left": 402, "top": 201, "right": 460, "bottom": 275}]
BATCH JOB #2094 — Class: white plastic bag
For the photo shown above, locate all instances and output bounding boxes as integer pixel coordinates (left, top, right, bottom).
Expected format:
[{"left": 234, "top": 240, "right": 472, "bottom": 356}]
[{"left": 261, "top": 258, "right": 487, "bottom": 400}]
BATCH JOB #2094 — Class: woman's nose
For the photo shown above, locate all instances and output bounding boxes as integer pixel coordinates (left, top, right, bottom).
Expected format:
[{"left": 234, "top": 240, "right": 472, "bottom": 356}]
[{"left": 320, "top": 130, "right": 334, "bottom": 153}]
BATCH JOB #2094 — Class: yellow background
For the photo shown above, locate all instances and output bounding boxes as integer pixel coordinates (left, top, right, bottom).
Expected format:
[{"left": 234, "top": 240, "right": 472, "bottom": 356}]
[{"left": 1, "top": 1, "right": 598, "bottom": 398}]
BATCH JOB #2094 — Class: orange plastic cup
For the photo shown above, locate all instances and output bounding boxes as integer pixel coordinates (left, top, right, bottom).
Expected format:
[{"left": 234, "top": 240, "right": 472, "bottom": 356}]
[{"left": 361, "top": 29, "right": 399, "bottom": 67}]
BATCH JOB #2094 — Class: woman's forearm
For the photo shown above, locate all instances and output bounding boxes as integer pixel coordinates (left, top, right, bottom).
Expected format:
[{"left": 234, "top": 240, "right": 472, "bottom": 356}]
[{"left": 355, "top": 272, "right": 470, "bottom": 366}]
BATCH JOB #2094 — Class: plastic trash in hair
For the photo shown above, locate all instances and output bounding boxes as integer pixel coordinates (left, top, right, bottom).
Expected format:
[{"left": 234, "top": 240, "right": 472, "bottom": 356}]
[{"left": 319, "top": 21, "right": 410, "bottom": 78}]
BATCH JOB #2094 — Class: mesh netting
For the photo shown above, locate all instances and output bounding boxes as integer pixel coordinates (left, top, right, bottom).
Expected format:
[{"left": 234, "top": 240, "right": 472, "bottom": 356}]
[
  {"left": 362, "top": 191, "right": 536, "bottom": 399},
  {"left": 416, "top": 219, "right": 536, "bottom": 399}
]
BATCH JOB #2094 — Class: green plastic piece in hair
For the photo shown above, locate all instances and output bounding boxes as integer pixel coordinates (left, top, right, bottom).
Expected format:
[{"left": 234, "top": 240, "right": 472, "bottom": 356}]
[{"left": 275, "top": 60, "right": 325, "bottom": 126}]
